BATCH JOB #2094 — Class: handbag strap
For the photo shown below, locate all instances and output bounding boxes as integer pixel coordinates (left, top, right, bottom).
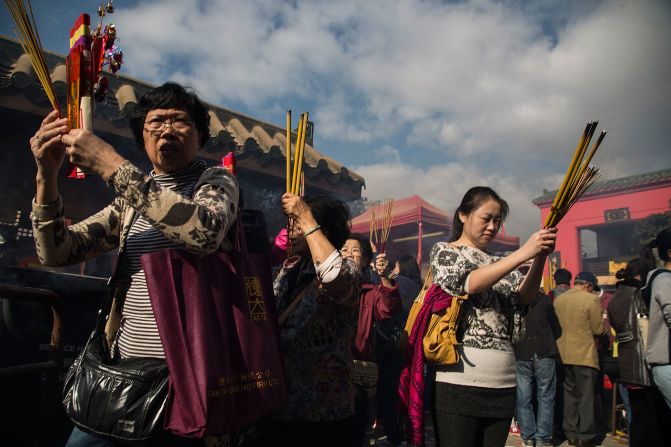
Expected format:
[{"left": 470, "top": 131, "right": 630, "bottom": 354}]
[
  {"left": 447, "top": 295, "right": 468, "bottom": 331},
  {"left": 413, "top": 268, "right": 433, "bottom": 305},
  {"left": 86, "top": 207, "right": 140, "bottom": 360},
  {"left": 278, "top": 285, "right": 309, "bottom": 326},
  {"left": 421, "top": 268, "right": 432, "bottom": 291}
]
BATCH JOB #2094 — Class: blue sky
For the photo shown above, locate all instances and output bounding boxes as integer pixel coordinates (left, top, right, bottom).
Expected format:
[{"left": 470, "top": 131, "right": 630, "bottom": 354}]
[{"left": 2, "top": 0, "right": 670, "bottom": 239}]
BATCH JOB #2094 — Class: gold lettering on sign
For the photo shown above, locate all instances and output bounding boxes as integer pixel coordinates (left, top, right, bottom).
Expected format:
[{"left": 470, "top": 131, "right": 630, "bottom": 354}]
[
  {"left": 245, "top": 276, "right": 267, "bottom": 321},
  {"left": 208, "top": 370, "right": 279, "bottom": 398}
]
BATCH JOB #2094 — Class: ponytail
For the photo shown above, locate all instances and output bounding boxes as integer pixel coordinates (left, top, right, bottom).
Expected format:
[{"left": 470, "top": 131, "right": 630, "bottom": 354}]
[
  {"left": 640, "top": 240, "right": 657, "bottom": 283},
  {"left": 449, "top": 212, "right": 464, "bottom": 243},
  {"left": 639, "top": 226, "right": 671, "bottom": 283}
]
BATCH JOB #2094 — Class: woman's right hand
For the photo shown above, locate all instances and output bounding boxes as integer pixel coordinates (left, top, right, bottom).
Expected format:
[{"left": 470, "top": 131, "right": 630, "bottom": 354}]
[
  {"left": 374, "top": 253, "right": 390, "bottom": 278},
  {"left": 30, "top": 110, "right": 69, "bottom": 179},
  {"left": 281, "top": 193, "right": 318, "bottom": 233},
  {"left": 520, "top": 227, "right": 558, "bottom": 260}
]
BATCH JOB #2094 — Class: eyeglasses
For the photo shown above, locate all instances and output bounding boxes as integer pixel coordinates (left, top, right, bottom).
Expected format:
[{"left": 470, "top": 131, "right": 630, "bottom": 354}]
[
  {"left": 144, "top": 117, "right": 194, "bottom": 133},
  {"left": 341, "top": 247, "right": 362, "bottom": 257}
]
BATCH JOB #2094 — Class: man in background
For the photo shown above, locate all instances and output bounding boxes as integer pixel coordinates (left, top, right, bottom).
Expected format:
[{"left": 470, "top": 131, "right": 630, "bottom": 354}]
[
  {"left": 551, "top": 268, "right": 572, "bottom": 299},
  {"left": 554, "top": 272, "right": 607, "bottom": 447},
  {"left": 514, "top": 291, "right": 562, "bottom": 447}
]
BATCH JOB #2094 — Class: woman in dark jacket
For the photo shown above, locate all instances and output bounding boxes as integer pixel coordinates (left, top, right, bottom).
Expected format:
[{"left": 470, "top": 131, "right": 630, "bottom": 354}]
[
  {"left": 343, "top": 233, "right": 401, "bottom": 446},
  {"left": 608, "top": 260, "right": 648, "bottom": 386},
  {"left": 607, "top": 259, "right": 669, "bottom": 446}
]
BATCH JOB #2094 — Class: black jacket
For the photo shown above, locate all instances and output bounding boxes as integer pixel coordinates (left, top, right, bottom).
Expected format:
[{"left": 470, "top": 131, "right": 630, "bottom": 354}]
[
  {"left": 513, "top": 293, "right": 562, "bottom": 360},
  {"left": 607, "top": 285, "right": 651, "bottom": 386}
]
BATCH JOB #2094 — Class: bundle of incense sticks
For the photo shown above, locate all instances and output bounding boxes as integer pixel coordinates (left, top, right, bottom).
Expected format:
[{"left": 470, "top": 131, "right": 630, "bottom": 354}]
[
  {"left": 286, "top": 110, "right": 309, "bottom": 195},
  {"left": 544, "top": 121, "right": 607, "bottom": 228},
  {"left": 370, "top": 198, "right": 395, "bottom": 253},
  {"left": 5, "top": 0, "right": 59, "bottom": 111},
  {"left": 369, "top": 207, "right": 378, "bottom": 248}
]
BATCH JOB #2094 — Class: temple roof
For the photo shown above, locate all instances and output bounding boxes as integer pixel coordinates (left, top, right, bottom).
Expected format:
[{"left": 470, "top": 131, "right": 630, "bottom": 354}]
[
  {"left": 0, "top": 35, "right": 364, "bottom": 199},
  {"left": 533, "top": 168, "right": 671, "bottom": 206}
]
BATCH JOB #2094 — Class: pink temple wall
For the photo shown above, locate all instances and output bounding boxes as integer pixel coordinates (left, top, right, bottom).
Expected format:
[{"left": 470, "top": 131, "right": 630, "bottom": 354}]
[{"left": 538, "top": 184, "right": 671, "bottom": 279}]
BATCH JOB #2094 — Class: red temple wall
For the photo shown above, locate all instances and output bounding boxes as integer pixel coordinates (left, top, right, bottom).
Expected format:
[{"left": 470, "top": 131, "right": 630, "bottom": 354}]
[{"left": 538, "top": 184, "right": 671, "bottom": 279}]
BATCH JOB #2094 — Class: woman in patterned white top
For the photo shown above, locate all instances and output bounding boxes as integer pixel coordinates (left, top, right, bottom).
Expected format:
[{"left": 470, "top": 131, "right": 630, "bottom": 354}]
[
  {"left": 430, "top": 186, "right": 556, "bottom": 447},
  {"left": 29, "top": 83, "right": 239, "bottom": 447}
]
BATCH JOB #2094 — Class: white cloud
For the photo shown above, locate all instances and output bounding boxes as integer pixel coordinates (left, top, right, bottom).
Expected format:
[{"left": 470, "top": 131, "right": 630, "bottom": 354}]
[
  {"left": 106, "top": 0, "right": 671, "bottom": 239},
  {"left": 373, "top": 145, "right": 401, "bottom": 164},
  {"left": 354, "top": 159, "right": 558, "bottom": 240}
]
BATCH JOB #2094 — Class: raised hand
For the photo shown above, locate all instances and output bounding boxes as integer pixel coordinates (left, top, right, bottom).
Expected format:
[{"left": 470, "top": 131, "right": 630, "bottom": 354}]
[
  {"left": 520, "top": 227, "right": 558, "bottom": 260},
  {"left": 281, "top": 193, "right": 316, "bottom": 231},
  {"left": 30, "top": 110, "right": 69, "bottom": 180},
  {"left": 375, "top": 252, "right": 390, "bottom": 278},
  {"left": 61, "top": 129, "right": 125, "bottom": 181}
]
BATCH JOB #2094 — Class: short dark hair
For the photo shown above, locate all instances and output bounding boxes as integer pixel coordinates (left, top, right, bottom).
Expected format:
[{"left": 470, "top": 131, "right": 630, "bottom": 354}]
[
  {"left": 449, "top": 186, "right": 509, "bottom": 242},
  {"left": 396, "top": 254, "right": 421, "bottom": 282},
  {"left": 129, "top": 82, "right": 210, "bottom": 149},
  {"left": 347, "top": 233, "right": 374, "bottom": 265},
  {"left": 554, "top": 268, "right": 572, "bottom": 285},
  {"left": 303, "top": 195, "right": 351, "bottom": 250}
]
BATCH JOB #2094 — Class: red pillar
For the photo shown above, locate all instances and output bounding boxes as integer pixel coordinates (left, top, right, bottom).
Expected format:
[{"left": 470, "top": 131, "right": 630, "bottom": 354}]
[{"left": 417, "top": 221, "right": 423, "bottom": 266}]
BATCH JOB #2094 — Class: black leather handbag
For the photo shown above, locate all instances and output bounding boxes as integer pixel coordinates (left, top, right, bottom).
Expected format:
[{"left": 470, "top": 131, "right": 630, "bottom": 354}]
[{"left": 62, "top": 291, "right": 169, "bottom": 442}]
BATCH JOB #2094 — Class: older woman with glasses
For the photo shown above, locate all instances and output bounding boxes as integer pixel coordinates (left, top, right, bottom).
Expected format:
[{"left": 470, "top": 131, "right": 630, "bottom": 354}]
[
  {"left": 342, "top": 233, "right": 401, "bottom": 446},
  {"left": 29, "top": 82, "right": 239, "bottom": 446}
]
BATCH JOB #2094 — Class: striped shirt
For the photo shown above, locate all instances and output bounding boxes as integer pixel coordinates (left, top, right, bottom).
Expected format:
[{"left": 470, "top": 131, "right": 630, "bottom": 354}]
[{"left": 117, "top": 162, "right": 202, "bottom": 358}]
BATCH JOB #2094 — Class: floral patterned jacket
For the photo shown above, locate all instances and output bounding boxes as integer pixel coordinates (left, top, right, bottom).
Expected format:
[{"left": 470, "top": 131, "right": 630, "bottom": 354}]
[
  {"left": 272, "top": 251, "right": 360, "bottom": 422},
  {"left": 31, "top": 160, "right": 239, "bottom": 342}
]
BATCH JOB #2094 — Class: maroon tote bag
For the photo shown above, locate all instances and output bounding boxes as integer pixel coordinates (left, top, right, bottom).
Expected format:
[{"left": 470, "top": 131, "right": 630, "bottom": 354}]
[{"left": 141, "top": 228, "right": 287, "bottom": 437}]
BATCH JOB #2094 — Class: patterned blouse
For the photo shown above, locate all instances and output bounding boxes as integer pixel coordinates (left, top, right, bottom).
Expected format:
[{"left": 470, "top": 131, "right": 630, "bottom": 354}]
[
  {"left": 430, "top": 242, "right": 525, "bottom": 388},
  {"left": 31, "top": 159, "right": 239, "bottom": 357},
  {"left": 272, "top": 250, "right": 360, "bottom": 422}
]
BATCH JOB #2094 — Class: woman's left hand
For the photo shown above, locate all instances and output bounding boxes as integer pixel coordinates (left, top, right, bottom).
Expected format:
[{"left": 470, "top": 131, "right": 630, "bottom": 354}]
[
  {"left": 61, "top": 129, "right": 125, "bottom": 181},
  {"left": 520, "top": 227, "right": 557, "bottom": 259},
  {"left": 537, "top": 227, "right": 558, "bottom": 256}
]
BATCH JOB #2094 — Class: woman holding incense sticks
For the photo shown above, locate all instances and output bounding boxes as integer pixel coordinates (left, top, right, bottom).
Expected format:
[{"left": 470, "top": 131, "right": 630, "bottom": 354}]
[
  {"left": 268, "top": 193, "right": 360, "bottom": 447},
  {"left": 426, "top": 186, "right": 557, "bottom": 447},
  {"left": 29, "top": 83, "right": 239, "bottom": 446},
  {"left": 343, "top": 233, "right": 402, "bottom": 447}
]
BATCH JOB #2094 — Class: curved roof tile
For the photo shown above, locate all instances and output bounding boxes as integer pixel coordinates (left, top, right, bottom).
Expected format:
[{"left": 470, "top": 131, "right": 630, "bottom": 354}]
[
  {"left": 0, "top": 35, "right": 365, "bottom": 191},
  {"left": 533, "top": 168, "right": 671, "bottom": 206}
]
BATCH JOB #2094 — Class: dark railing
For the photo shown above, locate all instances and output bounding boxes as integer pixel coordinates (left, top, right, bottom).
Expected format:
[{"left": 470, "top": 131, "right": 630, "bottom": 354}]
[
  {"left": 581, "top": 258, "right": 611, "bottom": 276},
  {"left": 0, "top": 284, "right": 64, "bottom": 447},
  {"left": 581, "top": 255, "right": 637, "bottom": 277}
]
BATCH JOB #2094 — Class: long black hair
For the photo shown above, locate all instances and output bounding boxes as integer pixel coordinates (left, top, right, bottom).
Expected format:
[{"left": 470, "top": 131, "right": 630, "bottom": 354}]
[
  {"left": 448, "top": 186, "right": 509, "bottom": 242},
  {"left": 129, "top": 82, "right": 210, "bottom": 149},
  {"left": 640, "top": 226, "right": 671, "bottom": 282},
  {"left": 396, "top": 254, "right": 421, "bottom": 282}
]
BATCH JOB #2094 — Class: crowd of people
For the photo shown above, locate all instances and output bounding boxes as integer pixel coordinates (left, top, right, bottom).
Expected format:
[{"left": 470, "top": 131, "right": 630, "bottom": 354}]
[
  {"left": 24, "top": 81, "right": 670, "bottom": 447},
  {"left": 513, "top": 233, "right": 671, "bottom": 447}
]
